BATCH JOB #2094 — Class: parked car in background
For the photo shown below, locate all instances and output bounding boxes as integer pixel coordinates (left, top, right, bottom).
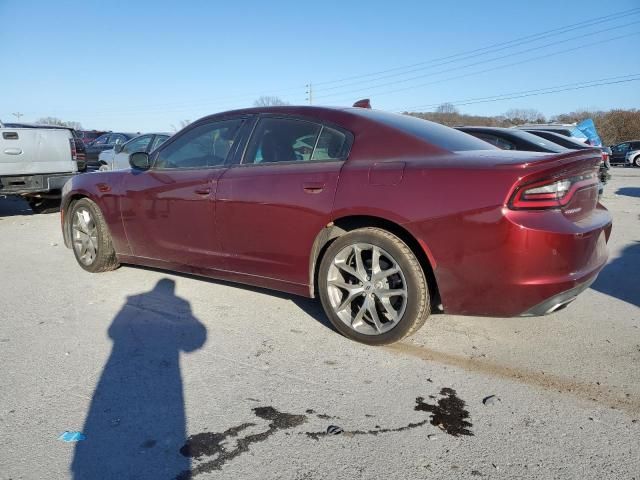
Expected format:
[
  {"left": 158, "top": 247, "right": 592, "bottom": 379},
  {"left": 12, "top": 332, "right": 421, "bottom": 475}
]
[
  {"left": 84, "top": 132, "right": 138, "bottom": 169},
  {"left": 98, "top": 133, "right": 171, "bottom": 171},
  {"left": 455, "top": 126, "right": 570, "bottom": 153},
  {"left": 78, "top": 130, "right": 107, "bottom": 146},
  {"left": 610, "top": 140, "right": 640, "bottom": 166},
  {"left": 61, "top": 106, "right": 611, "bottom": 345},
  {"left": 2, "top": 121, "right": 88, "bottom": 174},
  {"left": 0, "top": 121, "right": 78, "bottom": 213},
  {"left": 516, "top": 123, "right": 591, "bottom": 144},
  {"left": 524, "top": 129, "right": 611, "bottom": 188}
]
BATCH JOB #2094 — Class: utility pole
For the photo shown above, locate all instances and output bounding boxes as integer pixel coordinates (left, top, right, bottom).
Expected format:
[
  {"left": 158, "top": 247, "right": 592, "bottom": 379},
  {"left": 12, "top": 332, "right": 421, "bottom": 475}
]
[
  {"left": 12, "top": 112, "right": 24, "bottom": 121},
  {"left": 305, "top": 83, "right": 313, "bottom": 105}
]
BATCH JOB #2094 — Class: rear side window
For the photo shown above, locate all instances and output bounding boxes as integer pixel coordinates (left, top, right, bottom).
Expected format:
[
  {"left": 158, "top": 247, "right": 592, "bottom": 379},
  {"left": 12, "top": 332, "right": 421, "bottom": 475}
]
[
  {"left": 244, "top": 118, "right": 327, "bottom": 164},
  {"left": 311, "top": 126, "right": 348, "bottom": 161},
  {"left": 350, "top": 109, "right": 496, "bottom": 152},
  {"left": 123, "top": 135, "right": 152, "bottom": 154}
]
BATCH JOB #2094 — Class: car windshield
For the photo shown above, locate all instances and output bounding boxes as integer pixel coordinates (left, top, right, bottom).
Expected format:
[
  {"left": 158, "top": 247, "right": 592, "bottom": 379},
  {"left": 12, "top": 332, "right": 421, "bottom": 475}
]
[{"left": 350, "top": 109, "right": 496, "bottom": 152}]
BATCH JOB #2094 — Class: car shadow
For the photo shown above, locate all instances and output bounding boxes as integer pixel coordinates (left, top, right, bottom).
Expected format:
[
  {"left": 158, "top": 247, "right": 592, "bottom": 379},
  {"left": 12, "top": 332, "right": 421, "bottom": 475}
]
[
  {"left": 0, "top": 197, "right": 33, "bottom": 216},
  {"left": 71, "top": 278, "right": 207, "bottom": 480},
  {"left": 591, "top": 241, "right": 640, "bottom": 308},
  {"left": 128, "top": 264, "right": 336, "bottom": 333},
  {"left": 616, "top": 187, "right": 640, "bottom": 198}
]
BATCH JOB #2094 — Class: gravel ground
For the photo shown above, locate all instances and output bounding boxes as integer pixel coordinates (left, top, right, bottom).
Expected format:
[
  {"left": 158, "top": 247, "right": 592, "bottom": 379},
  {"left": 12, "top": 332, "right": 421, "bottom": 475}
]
[{"left": 0, "top": 169, "right": 638, "bottom": 480}]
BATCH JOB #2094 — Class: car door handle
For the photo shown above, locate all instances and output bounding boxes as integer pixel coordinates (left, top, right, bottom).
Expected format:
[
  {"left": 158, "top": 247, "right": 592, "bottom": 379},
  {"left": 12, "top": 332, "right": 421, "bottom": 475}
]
[
  {"left": 303, "top": 182, "right": 325, "bottom": 194},
  {"left": 194, "top": 187, "right": 211, "bottom": 195},
  {"left": 3, "top": 148, "right": 22, "bottom": 155}
]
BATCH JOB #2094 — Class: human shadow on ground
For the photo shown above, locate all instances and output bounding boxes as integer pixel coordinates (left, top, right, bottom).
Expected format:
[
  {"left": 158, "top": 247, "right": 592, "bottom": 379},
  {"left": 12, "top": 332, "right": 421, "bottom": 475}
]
[
  {"left": 616, "top": 187, "right": 640, "bottom": 198},
  {"left": 72, "top": 278, "right": 207, "bottom": 480},
  {"left": 592, "top": 241, "right": 640, "bottom": 308}
]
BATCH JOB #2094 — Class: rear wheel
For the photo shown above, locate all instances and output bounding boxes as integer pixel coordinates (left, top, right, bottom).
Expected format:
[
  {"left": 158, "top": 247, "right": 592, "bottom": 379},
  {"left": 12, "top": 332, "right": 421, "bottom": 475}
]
[
  {"left": 634, "top": 156, "right": 640, "bottom": 168},
  {"left": 318, "top": 227, "right": 430, "bottom": 345},
  {"left": 69, "top": 198, "right": 119, "bottom": 273}
]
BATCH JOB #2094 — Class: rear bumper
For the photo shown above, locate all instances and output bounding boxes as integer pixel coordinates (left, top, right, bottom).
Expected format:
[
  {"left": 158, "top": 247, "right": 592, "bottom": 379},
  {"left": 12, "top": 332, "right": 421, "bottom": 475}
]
[
  {"left": 519, "top": 275, "right": 597, "bottom": 316},
  {"left": 0, "top": 173, "right": 75, "bottom": 195},
  {"left": 409, "top": 204, "right": 612, "bottom": 317}
]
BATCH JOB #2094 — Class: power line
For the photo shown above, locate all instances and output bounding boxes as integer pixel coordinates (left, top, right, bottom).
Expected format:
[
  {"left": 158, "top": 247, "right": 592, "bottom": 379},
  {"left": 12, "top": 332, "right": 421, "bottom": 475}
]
[
  {"left": 38, "top": 7, "right": 640, "bottom": 118},
  {"left": 396, "top": 73, "right": 640, "bottom": 111},
  {"left": 312, "top": 7, "right": 640, "bottom": 88},
  {"left": 318, "top": 31, "right": 640, "bottom": 104},
  {"left": 314, "top": 21, "right": 640, "bottom": 100}
]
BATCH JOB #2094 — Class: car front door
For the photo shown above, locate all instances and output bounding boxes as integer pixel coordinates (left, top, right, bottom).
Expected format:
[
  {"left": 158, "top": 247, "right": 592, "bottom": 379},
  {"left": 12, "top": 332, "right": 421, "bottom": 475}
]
[
  {"left": 216, "top": 116, "right": 351, "bottom": 288},
  {"left": 120, "top": 118, "right": 247, "bottom": 269},
  {"left": 611, "top": 143, "right": 630, "bottom": 163}
]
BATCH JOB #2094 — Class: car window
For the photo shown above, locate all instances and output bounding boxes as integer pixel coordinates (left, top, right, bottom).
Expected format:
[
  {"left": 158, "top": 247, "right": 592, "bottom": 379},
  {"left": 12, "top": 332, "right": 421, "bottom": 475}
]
[
  {"left": 154, "top": 120, "right": 243, "bottom": 169},
  {"left": 473, "top": 133, "right": 516, "bottom": 150},
  {"left": 244, "top": 118, "right": 326, "bottom": 164},
  {"left": 93, "top": 134, "right": 110, "bottom": 145},
  {"left": 123, "top": 135, "right": 152, "bottom": 154},
  {"left": 631, "top": 142, "right": 640, "bottom": 150},
  {"left": 110, "top": 134, "right": 127, "bottom": 145},
  {"left": 614, "top": 143, "right": 630, "bottom": 152},
  {"left": 310, "top": 126, "right": 348, "bottom": 161},
  {"left": 150, "top": 135, "right": 170, "bottom": 151}
]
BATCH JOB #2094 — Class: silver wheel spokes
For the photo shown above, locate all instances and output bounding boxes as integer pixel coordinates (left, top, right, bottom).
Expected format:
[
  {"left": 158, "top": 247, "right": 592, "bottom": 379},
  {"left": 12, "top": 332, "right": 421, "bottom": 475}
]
[
  {"left": 72, "top": 208, "right": 98, "bottom": 265},
  {"left": 327, "top": 243, "right": 407, "bottom": 336}
]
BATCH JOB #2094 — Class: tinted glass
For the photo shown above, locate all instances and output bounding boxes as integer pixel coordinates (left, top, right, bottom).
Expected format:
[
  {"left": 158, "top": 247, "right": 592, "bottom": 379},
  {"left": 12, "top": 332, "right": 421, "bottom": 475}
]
[
  {"left": 474, "top": 133, "right": 515, "bottom": 150},
  {"left": 155, "top": 119, "right": 243, "bottom": 169},
  {"left": 350, "top": 109, "right": 496, "bottom": 151},
  {"left": 311, "top": 126, "right": 348, "bottom": 161},
  {"left": 150, "top": 135, "right": 170, "bottom": 151},
  {"left": 109, "top": 134, "right": 127, "bottom": 145},
  {"left": 244, "top": 118, "right": 322, "bottom": 164},
  {"left": 123, "top": 135, "right": 152, "bottom": 153},
  {"left": 526, "top": 130, "right": 590, "bottom": 149},
  {"left": 613, "top": 143, "right": 630, "bottom": 152},
  {"left": 93, "top": 134, "right": 110, "bottom": 145}
]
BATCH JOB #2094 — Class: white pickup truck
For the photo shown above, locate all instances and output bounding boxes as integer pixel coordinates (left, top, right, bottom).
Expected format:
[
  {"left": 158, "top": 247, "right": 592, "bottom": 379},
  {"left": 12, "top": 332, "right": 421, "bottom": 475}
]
[{"left": 0, "top": 122, "right": 78, "bottom": 213}]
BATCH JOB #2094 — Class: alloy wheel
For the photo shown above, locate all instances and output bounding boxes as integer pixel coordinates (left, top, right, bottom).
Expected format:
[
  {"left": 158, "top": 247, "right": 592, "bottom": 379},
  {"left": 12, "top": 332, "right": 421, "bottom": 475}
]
[
  {"left": 72, "top": 207, "right": 98, "bottom": 265},
  {"left": 326, "top": 243, "right": 408, "bottom": 335}
]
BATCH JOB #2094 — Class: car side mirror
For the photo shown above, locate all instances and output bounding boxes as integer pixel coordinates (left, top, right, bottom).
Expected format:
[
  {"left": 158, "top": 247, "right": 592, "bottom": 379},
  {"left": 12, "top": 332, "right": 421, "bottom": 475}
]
[
  {"left": 129, "top": 152, "right": 151, "bottom": 170},
  {"left": 114, "top": 143, "right": 124, "bottom": 153}
]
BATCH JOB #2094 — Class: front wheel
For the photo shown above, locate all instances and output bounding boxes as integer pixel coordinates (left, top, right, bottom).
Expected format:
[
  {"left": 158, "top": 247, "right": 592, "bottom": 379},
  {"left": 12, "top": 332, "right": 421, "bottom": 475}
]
[
  {"left": 68, "top": 198, "right": 119, "bottom": 273},
  {"left": 318, "top": 227, "right": 430, "bottom": 345},
  {"left": 634, "top": 156, "right": 640, "bottom": 168}
]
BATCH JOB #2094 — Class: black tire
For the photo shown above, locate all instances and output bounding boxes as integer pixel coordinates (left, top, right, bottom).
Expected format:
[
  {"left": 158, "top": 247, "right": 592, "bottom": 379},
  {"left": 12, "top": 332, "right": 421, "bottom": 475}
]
[
  {"left": 28, "top": 198, "right": 60, "bottom": 214},
  {"left": 318, "top": 227, "right": 430, "bottom": 345},
  {"left": 68, "top": 198, "right": 119, "bottom": 273},
  {"left": 634, "top": 156, "right": 640, "bottom": 168}
]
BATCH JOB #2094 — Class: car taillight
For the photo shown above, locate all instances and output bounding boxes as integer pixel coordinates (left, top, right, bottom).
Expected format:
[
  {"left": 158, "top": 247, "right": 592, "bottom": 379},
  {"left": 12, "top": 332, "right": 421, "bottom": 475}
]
[
  {"left": 509, "top": 171, "right": 598, "bottom": 210},
  {"left": 69, "top": 139, "right": 77, "bottom": 161}
]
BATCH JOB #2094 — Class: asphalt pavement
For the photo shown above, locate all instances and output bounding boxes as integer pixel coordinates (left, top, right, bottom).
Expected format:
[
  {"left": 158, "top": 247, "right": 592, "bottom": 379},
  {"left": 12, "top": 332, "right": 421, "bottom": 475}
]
[{"left": 0, "top": 169, "right": 638, "bottom": 479}]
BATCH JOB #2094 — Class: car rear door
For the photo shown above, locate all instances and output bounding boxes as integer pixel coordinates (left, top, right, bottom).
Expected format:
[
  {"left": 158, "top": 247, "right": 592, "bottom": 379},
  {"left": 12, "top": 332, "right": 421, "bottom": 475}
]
[
  {"left": 215, "top": 115, "right": 351, "bottom": 287},
  {"left": 120, "top": 118, "right": 247, "bottom": 269}
]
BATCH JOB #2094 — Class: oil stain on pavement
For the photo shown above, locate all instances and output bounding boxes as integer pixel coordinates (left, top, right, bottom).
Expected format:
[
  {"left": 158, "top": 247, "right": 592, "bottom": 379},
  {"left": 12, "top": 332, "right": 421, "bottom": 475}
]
[
  {"left": 177, "top": 390, "right": 473, "bottom": 478},
  {"left": 176, "top": 407, "right": 306, "bottom": 479},
  {"left": 414, "top": 388, "right": 474, "bottom": 437}
]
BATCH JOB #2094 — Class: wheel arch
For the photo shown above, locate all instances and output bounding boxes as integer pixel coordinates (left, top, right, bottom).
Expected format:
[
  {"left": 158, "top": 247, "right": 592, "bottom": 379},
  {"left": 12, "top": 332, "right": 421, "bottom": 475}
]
[{"left": 309, "top": 215, "right": 441, "bottom": 309}]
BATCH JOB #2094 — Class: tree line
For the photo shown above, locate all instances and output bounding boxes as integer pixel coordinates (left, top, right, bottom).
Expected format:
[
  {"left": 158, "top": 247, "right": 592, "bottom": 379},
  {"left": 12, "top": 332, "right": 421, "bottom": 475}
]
[{"left": 406, "top": 105, "right": 640, "bottom": 146}]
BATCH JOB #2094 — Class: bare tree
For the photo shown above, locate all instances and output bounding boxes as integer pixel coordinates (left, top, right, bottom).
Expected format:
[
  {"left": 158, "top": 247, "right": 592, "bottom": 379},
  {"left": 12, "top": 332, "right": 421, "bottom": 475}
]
[
  {"left": 253, "top": 96, "right": 289, "bottom": 107},
  {"left": 435, "top": 103, "right": 459, "bottom": 114},
  {"left": 504, "top": 108, "right": 546, "bottom": 124},
  {"left": 36, "top": 117, "right": 83, "bottom": 129},
  {"left": 170, "top": 119, "right": 191, "bottom": 132}
]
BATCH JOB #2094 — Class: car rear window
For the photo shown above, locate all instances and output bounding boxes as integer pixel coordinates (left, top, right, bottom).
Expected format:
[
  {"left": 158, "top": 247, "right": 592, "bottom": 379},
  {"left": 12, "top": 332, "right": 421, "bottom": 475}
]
[{"left": 349, "top": 109, "right": 497, "bottom": 152}]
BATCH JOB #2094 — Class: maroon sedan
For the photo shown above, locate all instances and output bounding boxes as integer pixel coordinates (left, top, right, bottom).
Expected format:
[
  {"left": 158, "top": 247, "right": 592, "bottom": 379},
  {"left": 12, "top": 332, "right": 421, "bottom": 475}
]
[{"left": 60, "top": 106, "right": 612, "bottom": 345}]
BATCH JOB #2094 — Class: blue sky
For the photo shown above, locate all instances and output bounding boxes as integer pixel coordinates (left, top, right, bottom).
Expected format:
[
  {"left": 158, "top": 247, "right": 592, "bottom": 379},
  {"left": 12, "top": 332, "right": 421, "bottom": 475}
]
[{"left": 1, "top": 0, "right": 639, "bottom": 131}]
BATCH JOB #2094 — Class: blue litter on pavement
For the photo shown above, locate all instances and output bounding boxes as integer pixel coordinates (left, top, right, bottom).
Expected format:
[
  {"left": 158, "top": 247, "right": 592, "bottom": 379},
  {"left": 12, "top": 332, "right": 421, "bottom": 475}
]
[{"left": 58, "top": 431, "right": 86, "bottom": 442}]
